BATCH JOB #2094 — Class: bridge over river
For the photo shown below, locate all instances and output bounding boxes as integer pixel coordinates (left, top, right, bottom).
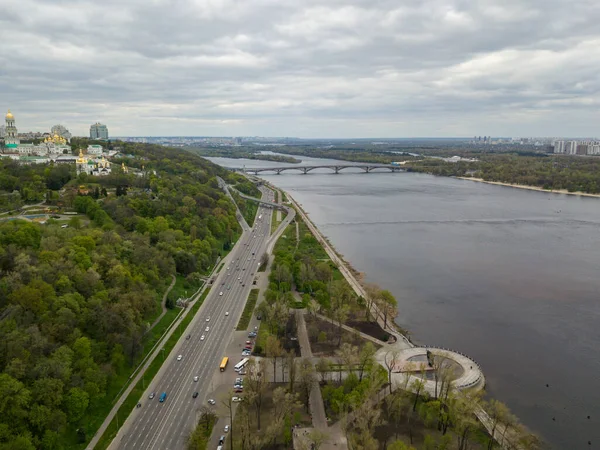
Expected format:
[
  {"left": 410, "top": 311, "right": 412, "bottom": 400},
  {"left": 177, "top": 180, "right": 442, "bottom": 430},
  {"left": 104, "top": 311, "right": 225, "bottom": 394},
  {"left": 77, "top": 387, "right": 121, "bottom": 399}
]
[{"left": 233, "top": 163, "right": 404, "bottom": 175}]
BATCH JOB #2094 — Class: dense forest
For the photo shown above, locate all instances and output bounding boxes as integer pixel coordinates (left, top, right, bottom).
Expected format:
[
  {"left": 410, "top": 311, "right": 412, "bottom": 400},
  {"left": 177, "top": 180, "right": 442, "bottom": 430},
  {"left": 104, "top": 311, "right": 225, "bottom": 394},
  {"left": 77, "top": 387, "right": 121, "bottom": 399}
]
[
  {"left": 268, "top": 146, "right": 416, "bottom": 164},
  {"left": 0, "top": 143, "right": 241, "bottom": 449},
  {"left": 186, "top": 147, "right": 301, "bottom": 164},
  {"left": 408, "top": 154, "right": 600, "bottom": 194}
]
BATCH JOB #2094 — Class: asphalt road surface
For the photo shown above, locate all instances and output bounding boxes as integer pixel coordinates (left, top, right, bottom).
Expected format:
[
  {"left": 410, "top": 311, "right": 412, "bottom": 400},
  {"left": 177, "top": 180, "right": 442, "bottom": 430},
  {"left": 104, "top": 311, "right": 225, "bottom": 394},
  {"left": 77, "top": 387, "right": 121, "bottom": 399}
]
[{"left": 112, "top": 187, "right": 277, "bottom": 450}]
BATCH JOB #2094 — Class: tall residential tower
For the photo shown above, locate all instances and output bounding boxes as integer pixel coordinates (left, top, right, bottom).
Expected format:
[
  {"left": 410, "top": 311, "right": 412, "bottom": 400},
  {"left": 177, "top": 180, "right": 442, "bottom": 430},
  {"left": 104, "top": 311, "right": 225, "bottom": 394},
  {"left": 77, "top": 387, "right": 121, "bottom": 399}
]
[{"left": 90, "top": 122, "right": 109, "bottom": 140}]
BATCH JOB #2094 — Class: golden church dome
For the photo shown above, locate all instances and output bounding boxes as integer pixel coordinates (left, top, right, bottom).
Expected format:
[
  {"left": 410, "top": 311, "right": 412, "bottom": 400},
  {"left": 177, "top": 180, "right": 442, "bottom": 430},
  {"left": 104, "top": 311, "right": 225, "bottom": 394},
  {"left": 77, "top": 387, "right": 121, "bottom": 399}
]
[{"left": 6, "top": 110, "right": 14, "bottom": 120}]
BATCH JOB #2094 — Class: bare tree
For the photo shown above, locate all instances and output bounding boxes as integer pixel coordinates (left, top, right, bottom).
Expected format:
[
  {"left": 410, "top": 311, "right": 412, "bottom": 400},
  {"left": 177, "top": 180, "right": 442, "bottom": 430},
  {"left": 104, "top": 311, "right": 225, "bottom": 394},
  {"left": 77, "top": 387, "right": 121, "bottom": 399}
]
[
  {"left": 245, "top": 359, "right": 269, "bottom": 430},
  {"left": 347, "top": 401, "right": 382, "bottom": 450},
  {"left": 448, "top": 391, "right": 481, "bottom": 450},
  {"left": 287, "top": 350, "right": 297, "bottom": 392},
  {"left": 357, "top": 342, "right": 376, "bottom": 382},
  {"left": 316, "top": 357, "right": 331, "bottom": 384},
  {"left": 383, "top": 350, "right": 399, "bottom": 394},
  {"left": 265, "top": 335, "right": 283, "bottom": 382},
  {"left": 221, "top": 392, "right": 235, "bottom": 450},
  {"left": 378, "top": 289, "right": 398, "bottom": 329},
  {"left": 364, "top": 283, "right": 381, "bottom": 322},
  {"left": 297, "top": 358, "right": 316, "bottom": 413},
  {"left": 484, "top": 398, "right": 510, "bottom": 450},
  {"left": 336, "top": 343, "right": 358, "bottom": 383},
  {"left": 308, "top": 429, "right": 329, "bottom": 450}
]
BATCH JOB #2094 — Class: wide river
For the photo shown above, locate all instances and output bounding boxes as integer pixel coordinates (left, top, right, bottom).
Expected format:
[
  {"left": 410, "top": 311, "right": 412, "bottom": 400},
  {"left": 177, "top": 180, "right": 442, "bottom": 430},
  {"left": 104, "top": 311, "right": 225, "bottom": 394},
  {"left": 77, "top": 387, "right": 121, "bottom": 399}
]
[{"left": 208, "top": 154, "right": 600, "bottom": 448}]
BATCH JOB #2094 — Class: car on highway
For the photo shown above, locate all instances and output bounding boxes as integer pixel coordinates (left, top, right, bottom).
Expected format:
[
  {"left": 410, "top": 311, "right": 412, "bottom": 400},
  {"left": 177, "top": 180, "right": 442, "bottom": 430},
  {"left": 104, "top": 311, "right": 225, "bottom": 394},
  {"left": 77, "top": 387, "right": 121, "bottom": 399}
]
[
  {"left": 242, "top": 350, "right": 251, "bottom": 356},
  {"left": 219, "top": 292, "right": 223, "bottom": 296},
  {"left": 248, "top": 332, "right": 256, "bottom": 338},
  {"left": 242, "top": 283, "right": 245, "bottom": 287},
  {"left": 208, "top": 399, "right": 216, "bottom": 405},
  {"left": 228, "top": 285, "right": 231, "bottom": 290},
  {"left": 219, "top": 436, "right": 226, "bottom": 445},
  {"left": 200, "top": 335, "right": 205, "bottom": 340},
  {"left": 225, "top": 311, "right": 229, "bottom": 316},
  {"left": 186, "top": 334, "right": 191, "bottom": 340},
  {"left": 193, "top": 376, "right": 199, "bottom": 382},
  {"left": 232, "top": 396, "right": 242, "bottom": 402},
  {"left": 159, "top": 392, "right": 167, "bottom": 402},
  {"left": 206, "top": 317, "right": 210, "bottom": 322},
  {"left": 238, "top": 277, "right": 241, "bottom": 280},
  {"left": 205, "top": 326, "right": 210, "bottom": 332},
  {"left": 224, "top": 425, "right": 230, "bottom": 433},
  {"left": 177, "top": 355, "right": 182, "bottom": 361},
  {"left": 149, "top": 392, "right": 155, "bottom": 399},
  {"left": 193, "top": 392, "right": 199, "bottom": 399}
]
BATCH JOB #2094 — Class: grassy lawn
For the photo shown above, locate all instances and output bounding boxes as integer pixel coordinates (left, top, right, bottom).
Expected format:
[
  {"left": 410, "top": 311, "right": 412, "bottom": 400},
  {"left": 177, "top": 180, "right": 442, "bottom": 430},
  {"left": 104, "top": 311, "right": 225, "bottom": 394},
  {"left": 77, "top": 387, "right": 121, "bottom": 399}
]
[
  {"left": 168, "top": 274, "right": 202, "bottom": 304},
  {"left": 93, "top": 289, "right": 211, "bottom": 450},
  {"left": 273, "top": 222, "right": 296, "bottom": 255},
  {"left": 237, "top": 289, "right": 260, "bottom": 330}
]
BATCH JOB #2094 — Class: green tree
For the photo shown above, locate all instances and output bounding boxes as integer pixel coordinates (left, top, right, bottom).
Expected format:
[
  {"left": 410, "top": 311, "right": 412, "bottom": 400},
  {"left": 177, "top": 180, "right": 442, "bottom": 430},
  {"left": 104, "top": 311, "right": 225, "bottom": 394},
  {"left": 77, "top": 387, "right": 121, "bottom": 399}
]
[{"left": 64, "top": 387, "right": 89, "bottom": 422}]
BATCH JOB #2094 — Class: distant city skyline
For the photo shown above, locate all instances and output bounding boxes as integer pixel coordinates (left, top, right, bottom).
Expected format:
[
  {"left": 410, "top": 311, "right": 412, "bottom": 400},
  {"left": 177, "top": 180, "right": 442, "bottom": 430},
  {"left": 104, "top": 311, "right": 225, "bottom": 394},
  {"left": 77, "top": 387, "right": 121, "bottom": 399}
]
[{"left": 1, "top": 0, "right": 599, "bottom": 138}]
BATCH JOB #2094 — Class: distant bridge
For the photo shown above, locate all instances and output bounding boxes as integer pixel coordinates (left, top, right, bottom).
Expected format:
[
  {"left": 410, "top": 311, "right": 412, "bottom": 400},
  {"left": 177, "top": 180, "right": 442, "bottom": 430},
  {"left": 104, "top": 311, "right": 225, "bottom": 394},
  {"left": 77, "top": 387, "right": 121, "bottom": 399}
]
[{"left": 234, "top": 164, "right": 404, "bottom": 175}]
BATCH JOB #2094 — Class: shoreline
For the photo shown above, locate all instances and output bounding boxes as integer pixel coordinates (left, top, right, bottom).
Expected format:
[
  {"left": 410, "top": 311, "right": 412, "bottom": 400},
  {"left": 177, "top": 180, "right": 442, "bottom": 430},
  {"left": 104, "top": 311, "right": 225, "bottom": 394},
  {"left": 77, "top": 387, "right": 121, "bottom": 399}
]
[{"left": 457, "top": 176, "right": 600, "bottom": 198}]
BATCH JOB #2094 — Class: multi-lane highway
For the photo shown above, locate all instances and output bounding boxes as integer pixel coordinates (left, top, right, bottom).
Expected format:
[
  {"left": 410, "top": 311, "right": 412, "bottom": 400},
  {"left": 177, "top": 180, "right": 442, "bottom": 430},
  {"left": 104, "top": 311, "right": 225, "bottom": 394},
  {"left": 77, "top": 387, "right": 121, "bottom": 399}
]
[{"left": 111, "top": 186, "right": 281, "bottom": 450}]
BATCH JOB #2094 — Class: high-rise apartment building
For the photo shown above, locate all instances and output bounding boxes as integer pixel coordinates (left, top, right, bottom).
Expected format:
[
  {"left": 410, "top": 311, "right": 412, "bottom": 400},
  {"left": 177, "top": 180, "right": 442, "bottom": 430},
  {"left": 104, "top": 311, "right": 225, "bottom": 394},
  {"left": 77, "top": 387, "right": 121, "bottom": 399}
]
[
  {"left": 553, "top": 140, "right": 565, "bottom": 153},
  {"left": 90, "top": 122, "right": 109, "bottom": 140},
  {"left": 565, "top": 141, "right": 578, "bottom": 155}
]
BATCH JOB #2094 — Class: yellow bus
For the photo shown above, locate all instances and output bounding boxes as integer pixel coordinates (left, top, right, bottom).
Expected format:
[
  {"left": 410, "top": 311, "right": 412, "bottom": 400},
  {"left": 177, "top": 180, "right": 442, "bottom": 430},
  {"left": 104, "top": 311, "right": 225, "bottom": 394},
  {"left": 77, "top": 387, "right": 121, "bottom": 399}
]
[{"left": 220, "top": 357, "right": 229, "bottom": 372}]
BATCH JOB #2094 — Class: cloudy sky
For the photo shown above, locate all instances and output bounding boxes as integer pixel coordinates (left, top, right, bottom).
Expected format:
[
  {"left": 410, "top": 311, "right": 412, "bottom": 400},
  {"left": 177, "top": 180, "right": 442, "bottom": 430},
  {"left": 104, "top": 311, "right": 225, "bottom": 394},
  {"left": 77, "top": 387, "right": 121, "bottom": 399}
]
[{"left": 1, "top": 0, "right": 599, "bottom": 138}]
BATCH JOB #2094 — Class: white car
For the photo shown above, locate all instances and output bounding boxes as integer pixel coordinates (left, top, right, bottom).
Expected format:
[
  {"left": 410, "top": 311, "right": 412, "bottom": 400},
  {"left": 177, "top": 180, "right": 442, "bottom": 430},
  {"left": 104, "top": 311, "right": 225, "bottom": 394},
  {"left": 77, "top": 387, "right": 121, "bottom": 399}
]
[
  {"left": 224, "top": 425, "right": 230, "bottom": 433},
  {"left": 225, "top": 311, "right": 229, "bottom": 316},
  {"left": 208, "top": 399, "right": 216, "bottom": 405},
  {"left": 206, "top": 317, "right": 210, "bottom": 322},
  {"left": 205, "top": 326, "right": 210, "bottom": 332},
  {"left": 177, "top": 355, "right": 183, "bottom": 361},
  {"left": 200, "top": 335, "right": 205, "bottom": 341},
  {"left": 219, "top": 292, "right": 223, "bottom": 296},
  {"left": 193, "top": 376, "right": 199, "bottom": 382},
  {"left": 232, "top": 396, "right": 242, "bottom": 402}
]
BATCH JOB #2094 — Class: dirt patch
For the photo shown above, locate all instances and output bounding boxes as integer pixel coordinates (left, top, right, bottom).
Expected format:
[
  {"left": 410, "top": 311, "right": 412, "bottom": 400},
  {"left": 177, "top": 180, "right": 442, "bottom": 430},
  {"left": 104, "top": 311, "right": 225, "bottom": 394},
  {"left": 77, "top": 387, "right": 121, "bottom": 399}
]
[
  {"left": 346, "top": 318, "right": 390, "bottom": 342},
  {"left": 305, "top": 315, "right": 365, "bottom": 356}
]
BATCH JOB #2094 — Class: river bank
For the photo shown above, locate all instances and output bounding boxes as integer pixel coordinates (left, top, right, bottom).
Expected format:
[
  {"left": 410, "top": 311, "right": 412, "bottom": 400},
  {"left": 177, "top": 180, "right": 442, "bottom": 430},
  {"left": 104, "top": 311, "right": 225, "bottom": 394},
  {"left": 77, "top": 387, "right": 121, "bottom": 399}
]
[
  {"left": 457, "top": 176, "right": 600, "bottom": 198},
  {"left": 207, "top": 155, "right": 600, "bottom": 448}
]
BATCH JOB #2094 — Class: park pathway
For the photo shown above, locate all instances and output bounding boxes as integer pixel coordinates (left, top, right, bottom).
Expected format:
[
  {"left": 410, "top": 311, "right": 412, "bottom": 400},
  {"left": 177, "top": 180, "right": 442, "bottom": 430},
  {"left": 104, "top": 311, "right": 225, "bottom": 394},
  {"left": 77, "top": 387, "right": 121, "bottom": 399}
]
[{"left": 149, "top": 275, "right": 176, "bottom": 331}]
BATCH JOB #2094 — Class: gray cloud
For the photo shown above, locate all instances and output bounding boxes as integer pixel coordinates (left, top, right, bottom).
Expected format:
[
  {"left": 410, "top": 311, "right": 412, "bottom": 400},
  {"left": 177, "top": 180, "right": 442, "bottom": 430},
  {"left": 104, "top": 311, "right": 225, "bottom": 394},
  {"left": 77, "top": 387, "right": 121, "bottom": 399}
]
[{"left": 1, "top": 0, "right": 599, "bottom": 137}]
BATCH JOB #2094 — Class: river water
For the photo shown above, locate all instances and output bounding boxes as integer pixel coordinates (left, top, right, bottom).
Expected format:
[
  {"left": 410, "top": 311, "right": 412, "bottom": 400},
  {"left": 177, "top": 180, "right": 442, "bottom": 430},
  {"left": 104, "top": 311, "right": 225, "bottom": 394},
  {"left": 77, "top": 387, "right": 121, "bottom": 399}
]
[{"left": 208, "top": 154, "right": 600, "bottom": 449}]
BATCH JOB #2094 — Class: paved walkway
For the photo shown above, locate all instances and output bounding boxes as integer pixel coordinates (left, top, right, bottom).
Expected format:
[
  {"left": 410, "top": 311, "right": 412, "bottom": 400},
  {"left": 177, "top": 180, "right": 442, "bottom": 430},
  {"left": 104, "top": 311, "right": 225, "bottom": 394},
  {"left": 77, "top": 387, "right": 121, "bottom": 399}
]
[
  {"left": 296, "top": 310, "right": 313, "bottom": 358},
  {"left": 149, "top": 274, "right": 176, "bottom": 330}
]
